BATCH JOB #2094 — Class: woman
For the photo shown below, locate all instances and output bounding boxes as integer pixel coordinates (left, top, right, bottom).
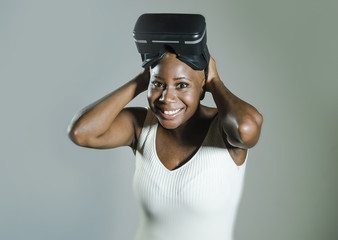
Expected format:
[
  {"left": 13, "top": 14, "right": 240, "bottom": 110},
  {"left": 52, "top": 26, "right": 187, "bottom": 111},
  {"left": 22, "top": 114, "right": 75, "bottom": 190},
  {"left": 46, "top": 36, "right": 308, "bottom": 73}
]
[{"left": 68, "top": 52, "right": 263, "bottom": 240}]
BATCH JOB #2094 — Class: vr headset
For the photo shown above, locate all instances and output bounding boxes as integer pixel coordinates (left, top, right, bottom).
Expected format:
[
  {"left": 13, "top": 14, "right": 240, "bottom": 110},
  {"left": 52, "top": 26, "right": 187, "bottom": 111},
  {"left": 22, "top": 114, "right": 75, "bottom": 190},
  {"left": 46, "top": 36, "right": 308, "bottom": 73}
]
[{"left": 133, "top": 13, "right": 210, "bottom": 75}]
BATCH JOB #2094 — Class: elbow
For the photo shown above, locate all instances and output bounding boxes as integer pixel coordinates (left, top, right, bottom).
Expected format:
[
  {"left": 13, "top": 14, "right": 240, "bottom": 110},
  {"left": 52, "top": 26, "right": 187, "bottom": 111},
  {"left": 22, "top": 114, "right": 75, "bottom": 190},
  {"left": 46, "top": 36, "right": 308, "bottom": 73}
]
[
  {"left": 238, "top": 112, "right": 263, "bottom": 148},
  {"left": 67, "top": 122, "right": 90, "bottom": 147}
]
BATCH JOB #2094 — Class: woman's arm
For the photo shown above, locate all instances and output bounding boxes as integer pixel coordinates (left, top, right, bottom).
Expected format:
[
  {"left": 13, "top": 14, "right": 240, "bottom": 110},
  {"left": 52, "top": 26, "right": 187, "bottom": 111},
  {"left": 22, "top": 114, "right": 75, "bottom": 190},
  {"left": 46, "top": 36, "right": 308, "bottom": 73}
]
[
  {"left": 206, "top": 57, "right": 263, "bottom": 149},
  {"left": 67, "top": 69, "right": 150, "bottom": 149}
]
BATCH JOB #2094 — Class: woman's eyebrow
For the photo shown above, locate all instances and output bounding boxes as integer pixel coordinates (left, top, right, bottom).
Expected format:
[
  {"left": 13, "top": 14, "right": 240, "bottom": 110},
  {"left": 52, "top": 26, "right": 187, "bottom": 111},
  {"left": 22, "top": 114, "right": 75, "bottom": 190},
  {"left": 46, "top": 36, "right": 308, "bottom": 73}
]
[
  {"left": 174, "top": 77, "right": 191, "bottom": 81},
  {"left": 154, "top": 76, "right": 191, "bottom": 81},
  {"left": 154, "top": 75, "right": 164, "bottom": 80}
]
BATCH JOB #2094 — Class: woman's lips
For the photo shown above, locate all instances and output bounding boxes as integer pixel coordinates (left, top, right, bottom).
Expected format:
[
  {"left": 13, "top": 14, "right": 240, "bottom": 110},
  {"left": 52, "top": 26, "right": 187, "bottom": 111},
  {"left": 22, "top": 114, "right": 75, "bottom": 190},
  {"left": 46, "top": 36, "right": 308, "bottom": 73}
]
[
  {"left": 163, "top": 108, "right": 181, "bottom": 115},
  {"left": 156, "top": 107, "right": 183, "bottom": 119}
]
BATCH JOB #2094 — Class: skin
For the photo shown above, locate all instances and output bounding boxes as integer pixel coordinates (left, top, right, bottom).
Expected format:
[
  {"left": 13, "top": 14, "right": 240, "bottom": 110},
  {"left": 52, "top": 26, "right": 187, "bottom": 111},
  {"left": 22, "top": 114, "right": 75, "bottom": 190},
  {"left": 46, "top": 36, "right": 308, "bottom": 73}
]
[{"left": 68, "top": 53, "right": 263, "bottom": 169}]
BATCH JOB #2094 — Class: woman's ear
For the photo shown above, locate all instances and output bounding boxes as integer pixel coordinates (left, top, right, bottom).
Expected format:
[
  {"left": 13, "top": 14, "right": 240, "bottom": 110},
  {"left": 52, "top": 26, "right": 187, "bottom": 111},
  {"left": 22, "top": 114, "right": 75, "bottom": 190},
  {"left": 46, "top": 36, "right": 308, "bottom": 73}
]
[{"left": 200, "top": 91, "right": 206, "bottom": 100}]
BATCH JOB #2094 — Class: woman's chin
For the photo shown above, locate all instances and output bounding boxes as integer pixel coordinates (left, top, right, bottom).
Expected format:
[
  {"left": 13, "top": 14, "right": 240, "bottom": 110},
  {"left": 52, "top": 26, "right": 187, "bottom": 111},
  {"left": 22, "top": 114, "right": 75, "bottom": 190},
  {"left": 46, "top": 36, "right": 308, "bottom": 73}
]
[{"left": 157, "top": 118, "right": 181, "bottom": 130}]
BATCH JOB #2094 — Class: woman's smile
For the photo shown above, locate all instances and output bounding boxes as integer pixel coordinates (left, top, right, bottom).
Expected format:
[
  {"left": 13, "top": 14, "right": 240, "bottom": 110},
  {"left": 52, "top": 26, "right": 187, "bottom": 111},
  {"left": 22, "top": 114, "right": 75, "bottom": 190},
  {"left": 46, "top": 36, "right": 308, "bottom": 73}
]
[{"left": 156, "top": 106, "right": 184, "bottom": 120}]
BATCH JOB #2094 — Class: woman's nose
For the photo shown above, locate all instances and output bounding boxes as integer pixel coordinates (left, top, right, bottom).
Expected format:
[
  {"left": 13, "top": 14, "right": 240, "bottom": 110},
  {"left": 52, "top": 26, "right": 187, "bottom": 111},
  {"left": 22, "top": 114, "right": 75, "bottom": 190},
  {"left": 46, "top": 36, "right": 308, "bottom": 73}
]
[{"left": 159, "top": 87, "right": 176, "bottom": 103}]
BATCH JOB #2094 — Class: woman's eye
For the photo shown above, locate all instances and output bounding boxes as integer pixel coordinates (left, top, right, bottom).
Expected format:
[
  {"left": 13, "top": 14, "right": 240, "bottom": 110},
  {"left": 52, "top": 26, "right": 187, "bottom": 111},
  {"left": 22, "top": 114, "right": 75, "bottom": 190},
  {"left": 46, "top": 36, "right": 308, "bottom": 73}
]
[
  {"left": 177, "top": 83, "right": 188, "bottom": 88},
  {"left": 152, "top": 81, "right": 164, "bottom": 88}
]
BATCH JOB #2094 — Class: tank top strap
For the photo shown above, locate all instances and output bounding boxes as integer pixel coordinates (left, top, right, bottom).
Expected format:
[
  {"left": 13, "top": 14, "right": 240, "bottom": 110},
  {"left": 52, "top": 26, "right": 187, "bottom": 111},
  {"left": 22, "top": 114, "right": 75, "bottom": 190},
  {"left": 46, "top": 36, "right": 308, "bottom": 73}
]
[{"left": 137, "top": 108, "right": 157, "bottom": 154}]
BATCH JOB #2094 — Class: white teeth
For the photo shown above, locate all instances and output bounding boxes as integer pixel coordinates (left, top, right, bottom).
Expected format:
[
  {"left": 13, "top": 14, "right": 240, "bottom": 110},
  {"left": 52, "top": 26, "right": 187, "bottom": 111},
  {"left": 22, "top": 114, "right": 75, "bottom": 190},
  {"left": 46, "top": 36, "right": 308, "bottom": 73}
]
[{"left": 164, "top": 109, "right": 180, "bottom": 115}]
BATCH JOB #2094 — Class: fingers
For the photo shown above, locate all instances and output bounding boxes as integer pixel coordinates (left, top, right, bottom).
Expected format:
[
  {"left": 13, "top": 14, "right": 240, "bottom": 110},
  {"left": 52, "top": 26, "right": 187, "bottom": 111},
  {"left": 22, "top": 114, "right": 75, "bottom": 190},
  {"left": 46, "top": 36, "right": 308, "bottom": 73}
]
[{"left": 207, "top": 56, "right": 218, "bottom": 81}]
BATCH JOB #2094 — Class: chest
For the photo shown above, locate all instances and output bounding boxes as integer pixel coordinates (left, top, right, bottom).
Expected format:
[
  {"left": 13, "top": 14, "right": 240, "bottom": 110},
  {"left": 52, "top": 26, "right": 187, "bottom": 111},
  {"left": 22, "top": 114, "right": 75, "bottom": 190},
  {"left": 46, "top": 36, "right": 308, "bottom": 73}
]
[
  {"left": 133, "top": 114, "right": 247, "bottom": 214},
  {"left": 134, "top": 142, "right": 243, "bottom": 215},
  {"left": 155, "top": 126, "right": 209, "bottom": 171}
]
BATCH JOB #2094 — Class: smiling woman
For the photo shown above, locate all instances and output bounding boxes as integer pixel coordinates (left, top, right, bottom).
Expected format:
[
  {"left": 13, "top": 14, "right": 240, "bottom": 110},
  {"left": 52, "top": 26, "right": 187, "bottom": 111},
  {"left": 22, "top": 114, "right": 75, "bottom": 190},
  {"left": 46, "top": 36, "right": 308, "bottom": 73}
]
[
  {"left": 68, "top": 13, "right": 263, "bottom": 240},
  {"left": 147, "top": 53, "right": 205, "bottom": 130}
]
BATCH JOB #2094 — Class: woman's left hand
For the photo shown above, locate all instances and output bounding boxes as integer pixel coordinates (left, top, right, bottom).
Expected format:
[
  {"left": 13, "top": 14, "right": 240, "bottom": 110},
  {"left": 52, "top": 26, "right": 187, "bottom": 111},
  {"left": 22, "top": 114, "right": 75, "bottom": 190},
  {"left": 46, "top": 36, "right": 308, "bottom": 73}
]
[{"left": 205, "top": 56, "right": 221, "bottom": 92}]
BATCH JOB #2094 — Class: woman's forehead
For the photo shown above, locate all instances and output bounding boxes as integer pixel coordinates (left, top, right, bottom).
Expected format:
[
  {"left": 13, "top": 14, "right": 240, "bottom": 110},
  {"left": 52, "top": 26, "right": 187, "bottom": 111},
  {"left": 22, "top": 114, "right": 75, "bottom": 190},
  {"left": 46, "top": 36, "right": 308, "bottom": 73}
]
[{"left": 151, "top": 53, "right": 204, "bottom": 80}]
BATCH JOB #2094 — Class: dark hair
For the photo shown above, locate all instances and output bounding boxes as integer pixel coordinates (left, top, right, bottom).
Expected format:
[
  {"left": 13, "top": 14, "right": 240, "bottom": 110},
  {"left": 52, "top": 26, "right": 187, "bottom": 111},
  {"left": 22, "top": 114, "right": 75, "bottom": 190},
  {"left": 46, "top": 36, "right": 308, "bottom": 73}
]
[{"left": 150, "top": 46, "right": 209, "bottom": 80}]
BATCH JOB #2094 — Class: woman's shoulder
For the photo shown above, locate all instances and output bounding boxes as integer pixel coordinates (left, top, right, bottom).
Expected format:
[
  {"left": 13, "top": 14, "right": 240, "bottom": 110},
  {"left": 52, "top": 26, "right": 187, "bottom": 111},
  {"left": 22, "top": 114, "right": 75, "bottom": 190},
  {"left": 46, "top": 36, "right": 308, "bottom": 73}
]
[
  {"left": 122, "top": 107, "right": 149, "bottom": 151},
  {"left": 123, "top": 107, "right": 148, "bottom": 130},
  {"left": 200, "top": 105, "right": 248, "bottom": 166},
  {"left": 200, "top": 105, "right": 218, "bottom": 120}
]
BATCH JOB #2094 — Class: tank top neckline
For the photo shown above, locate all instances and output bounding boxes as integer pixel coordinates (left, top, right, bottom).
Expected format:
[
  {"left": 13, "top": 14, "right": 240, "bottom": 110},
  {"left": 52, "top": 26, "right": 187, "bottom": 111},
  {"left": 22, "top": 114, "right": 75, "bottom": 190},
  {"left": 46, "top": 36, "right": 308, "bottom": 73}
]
[{"left": 151, "top": 115, "right": 218, "bottom": 174}]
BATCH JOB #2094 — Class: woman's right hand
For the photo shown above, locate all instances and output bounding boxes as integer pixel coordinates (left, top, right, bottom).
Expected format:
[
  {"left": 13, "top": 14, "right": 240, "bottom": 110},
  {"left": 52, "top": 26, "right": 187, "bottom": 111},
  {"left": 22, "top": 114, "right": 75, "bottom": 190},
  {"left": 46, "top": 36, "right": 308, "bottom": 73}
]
[{"left": 136, "top": 68, "right": 150, "bottom": 93}]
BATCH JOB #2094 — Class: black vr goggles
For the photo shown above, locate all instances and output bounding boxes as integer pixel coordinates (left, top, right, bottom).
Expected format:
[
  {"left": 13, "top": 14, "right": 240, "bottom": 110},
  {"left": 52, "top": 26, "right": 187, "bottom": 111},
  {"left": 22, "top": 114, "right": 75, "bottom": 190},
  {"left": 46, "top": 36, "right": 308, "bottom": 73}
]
[{"left": 133, "top": 13, "right": 210, "bottom": 74}]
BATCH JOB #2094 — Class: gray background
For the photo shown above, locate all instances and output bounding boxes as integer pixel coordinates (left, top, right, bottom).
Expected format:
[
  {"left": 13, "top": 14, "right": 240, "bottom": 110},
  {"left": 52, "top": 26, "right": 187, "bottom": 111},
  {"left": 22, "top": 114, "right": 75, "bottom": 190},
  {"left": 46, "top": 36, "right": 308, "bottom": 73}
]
[{"left": 1, "top": 0, "right": 337, "bottom": 239}]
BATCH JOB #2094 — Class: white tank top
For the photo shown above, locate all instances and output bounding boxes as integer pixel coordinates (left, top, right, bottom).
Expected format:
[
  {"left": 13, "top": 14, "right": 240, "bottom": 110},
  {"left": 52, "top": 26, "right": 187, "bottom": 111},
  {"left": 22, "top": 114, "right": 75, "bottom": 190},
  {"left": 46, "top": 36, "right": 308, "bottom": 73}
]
[{"left": 133, "top": 109, "right": 248, "bottom": 240}]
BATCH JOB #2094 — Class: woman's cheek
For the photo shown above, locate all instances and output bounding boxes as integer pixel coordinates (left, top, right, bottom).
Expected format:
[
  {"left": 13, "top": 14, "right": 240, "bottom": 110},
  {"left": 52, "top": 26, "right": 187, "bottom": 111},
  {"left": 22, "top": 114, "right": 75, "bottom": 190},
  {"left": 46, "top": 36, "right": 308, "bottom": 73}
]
[
  {"left": 180, "top": 90, "right": 199, "bottom": 105},
  {"left": 147, "top": 89, "right": 161, "bottom": 107},
  {"left": 147, "top": 88, "right": 156, "bottom": 100}
]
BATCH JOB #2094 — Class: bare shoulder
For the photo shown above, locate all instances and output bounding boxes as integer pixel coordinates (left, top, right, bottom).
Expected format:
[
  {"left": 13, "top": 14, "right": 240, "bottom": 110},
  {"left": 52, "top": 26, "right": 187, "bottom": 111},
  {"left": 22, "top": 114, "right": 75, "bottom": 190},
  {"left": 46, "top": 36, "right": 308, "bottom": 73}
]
[
  {"left": 122, "top": 107, "right": 148, "bottom": 150},
  {"left": 223, "top": 136, "right": 248, "bottom": 166},
  {"left": 200, "top": 105, "right": 218, "bottom": 119},
  {"left": 201, "top": 105, "right": 247, "bottom": 166},
  {"left": 123, "top": 107, "right": 148, "bottom": 135}
]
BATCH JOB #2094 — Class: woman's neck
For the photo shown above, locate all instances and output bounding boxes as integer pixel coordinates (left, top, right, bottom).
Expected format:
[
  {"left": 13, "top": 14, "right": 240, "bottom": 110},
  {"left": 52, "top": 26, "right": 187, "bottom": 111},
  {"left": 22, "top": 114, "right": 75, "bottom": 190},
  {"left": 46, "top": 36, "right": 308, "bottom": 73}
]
[{"left": 160, "top": 105, "right": 205, "bottom": 141}]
